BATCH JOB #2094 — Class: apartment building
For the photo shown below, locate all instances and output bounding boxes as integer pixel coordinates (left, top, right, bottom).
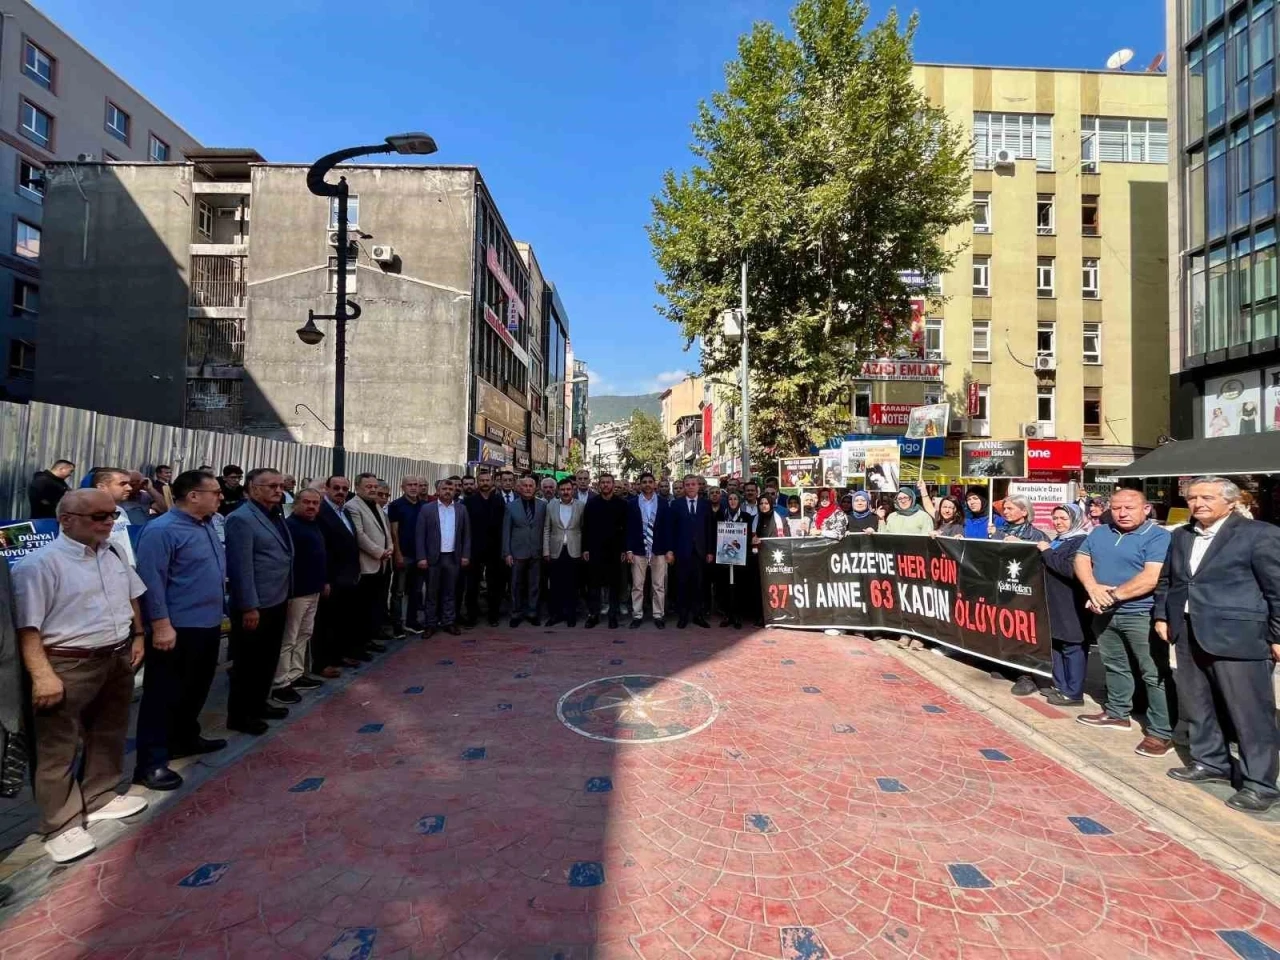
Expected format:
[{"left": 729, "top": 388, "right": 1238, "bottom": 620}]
[
  {"left": 35, "top": 156, "right": 571, "bottom": 468},
  {"left": 0, "top": 0, "right": 200, "bottom": 401},
  {"left": 890, "top": 64, "right": 1171, "bottom": 478}
]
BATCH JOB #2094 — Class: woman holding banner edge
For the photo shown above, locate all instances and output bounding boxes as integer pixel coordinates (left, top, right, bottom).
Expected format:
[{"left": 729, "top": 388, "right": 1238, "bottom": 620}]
[
  {"left": 1034, "top": 504, "right": 1093, "bottom": 706},
  {"left": 748, "top": 496, "right": 789, "bottom": 627}
]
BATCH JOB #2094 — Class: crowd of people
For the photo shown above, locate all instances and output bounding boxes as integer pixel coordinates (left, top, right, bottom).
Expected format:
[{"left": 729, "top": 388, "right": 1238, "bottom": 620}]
[{"left": 0, "top": 461, "right": 1276, "bottom": 869}]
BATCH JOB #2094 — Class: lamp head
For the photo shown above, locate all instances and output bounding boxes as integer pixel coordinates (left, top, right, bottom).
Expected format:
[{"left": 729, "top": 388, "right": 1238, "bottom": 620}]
[
  {"left": 385, "top": 133, "right": 438, "bottom": 156},
  {"left": 296, "top": 314, "right": 325, "bottom": 346}
]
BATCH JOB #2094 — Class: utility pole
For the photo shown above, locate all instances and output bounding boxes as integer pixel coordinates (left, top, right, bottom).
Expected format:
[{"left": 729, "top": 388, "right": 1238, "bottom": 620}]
[{"left": 739, "top": 260, "right": 751, "bottom": 481}]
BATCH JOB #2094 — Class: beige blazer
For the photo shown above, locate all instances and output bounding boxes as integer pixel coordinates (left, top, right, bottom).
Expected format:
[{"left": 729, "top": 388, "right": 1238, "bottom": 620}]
[
  {"left": 345, "top": 496, "right": 392, "bottom": 575},
  {"left": 543, "top": 499, "right": 585, "bottom": 559}
]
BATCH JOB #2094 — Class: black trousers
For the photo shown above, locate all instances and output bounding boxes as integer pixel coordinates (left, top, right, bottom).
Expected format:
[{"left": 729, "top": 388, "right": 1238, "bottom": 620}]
[
  {"left": 390, "top": 564, "right": 425, "bottom": 629},
  {"left": 590, "top": 554, "right": 623, "bottom": 617},
  {"left": 1177, "top": 619, "right": 1279, "bottom": 798},
  {"left": 425, "top": 553, "right": 461, "bottom": 627},
  {"left": 134, "top": 625, "right": 221, "bottom": 773},
  {"left": 675, "top": 552, "right": 706, "bottom": 618},
  {"left": 356, "top": 568, "right": 391, "bottom": 642},
  {"left": 716, "top": 563, "right": 749, "bottom": 623},
  {"left": 464, "top": 554, "right": 505, "bottom": 623},
  {"left": 227, "top": 602, "right": 288, "bottom": 723},
  {"left": 315, "top": 584, "right": 357, "bottom": 666},
  {"left": 550, "top": 547, "right": 580, "bottom": 622}
]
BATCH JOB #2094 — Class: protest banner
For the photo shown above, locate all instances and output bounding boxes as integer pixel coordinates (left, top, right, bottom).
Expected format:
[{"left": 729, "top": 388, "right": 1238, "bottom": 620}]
[
  {"left": 758, "top": 534, "right": 1052, "bottom": 675},
  {"left": 959, "top": 439, "right": 1027, "bottom": 478},
  {"left": 864, "top": 443, "right": 901, "bottom": 494},
  {"left": 778, "top": 457, "right": 820, "bottom": 489},
  {"left": 1008, "top": 481, "right": 1074, "bottom": 534},
  {"left": 1, "top": 519, "right": 59, "bottom": 568},
  {"left": 905, "top": 403, "right": 950, "bottom": 440},
  {"left": 715, "top": 522, "right": 748, "bottom": 567}
]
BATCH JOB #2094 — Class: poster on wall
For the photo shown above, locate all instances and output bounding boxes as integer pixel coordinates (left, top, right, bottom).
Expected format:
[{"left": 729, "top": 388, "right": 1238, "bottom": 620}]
[
  {"left": 1264, "top": 367, "right": 1280, "bottom": 432},
  {"left": 1203, "top": 372, "right": 1263, "bottom": 437},
  {"left": 1, "top": 519, "right": 58, "bottom": 568}
]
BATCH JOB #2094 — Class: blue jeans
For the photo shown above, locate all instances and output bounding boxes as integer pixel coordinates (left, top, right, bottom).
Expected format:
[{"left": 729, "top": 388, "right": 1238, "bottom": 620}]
[
  {"left": 1052, "top": 639, "right": 1087, "bottom": 700},
  {"left": 1093, "top": 610, "right": 1176, "bottom": 740}
]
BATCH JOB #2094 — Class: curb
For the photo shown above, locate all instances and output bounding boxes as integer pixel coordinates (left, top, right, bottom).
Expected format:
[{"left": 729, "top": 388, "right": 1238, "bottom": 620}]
[{"left": 869, "top": 635, "right": 1280, "bottom": 906}]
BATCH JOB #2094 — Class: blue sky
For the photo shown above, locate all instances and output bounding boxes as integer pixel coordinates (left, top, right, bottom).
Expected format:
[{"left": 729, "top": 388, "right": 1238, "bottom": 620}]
[{"left": 41, "top": 0, "right": 1164, "bottom": 395}]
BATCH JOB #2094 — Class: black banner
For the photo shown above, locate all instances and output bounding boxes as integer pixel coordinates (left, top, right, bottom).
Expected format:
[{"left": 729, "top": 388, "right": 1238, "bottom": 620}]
[{"left": 759, "top": 535, "right": 1052, "bottom": 675}]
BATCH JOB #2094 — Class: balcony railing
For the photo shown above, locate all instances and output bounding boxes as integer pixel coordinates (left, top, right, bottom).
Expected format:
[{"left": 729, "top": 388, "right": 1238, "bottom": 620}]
[
  {"left": 190, "top": 255, "right": 246, "bottom": 308},
  {"left": 185, "top": 378, "right": 243, "bottom": 431},
  {"left": 187, "top": 316, "right": 245, "bottom": 367}
]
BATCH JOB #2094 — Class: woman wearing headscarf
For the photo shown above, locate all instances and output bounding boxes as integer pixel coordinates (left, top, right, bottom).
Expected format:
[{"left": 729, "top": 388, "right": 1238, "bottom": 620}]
[
  {"left": 1000, "top": 495, "right": 1049, "bottom": 544},
  {"left": 880, "top": 488, "right": 934, "bottom": 535},
  {"left": 1034, "top": 503, "right": 1092, "bottom": 706},
  {"left": 747, "top": 495, "right": 789, "bottom": 626},
  {"left": 814, "top": 488, "right": 850, "bottom": 538},
  {"left": 932, "top": 496, "right": 966, "bottom": 538},
  {"left": 845, "top": 491, "right": 879, "bottom": 533},
  {"left": 716, "top": 491, "right": 750, "bottom": 628},
  {"left": 785, "top": 495, "right": 812, "bottom": 537}
]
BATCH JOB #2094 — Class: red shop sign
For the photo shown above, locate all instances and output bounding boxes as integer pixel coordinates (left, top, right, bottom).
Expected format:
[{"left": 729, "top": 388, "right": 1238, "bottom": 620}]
[{"left": 1026, "top": 439, "right": 1084, "bottom": 473}]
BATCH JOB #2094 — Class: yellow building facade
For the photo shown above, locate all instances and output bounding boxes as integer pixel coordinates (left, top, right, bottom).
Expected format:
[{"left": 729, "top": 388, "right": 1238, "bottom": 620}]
[{"left": 888, "top": 64, "right": 1171, "bottom": 474}]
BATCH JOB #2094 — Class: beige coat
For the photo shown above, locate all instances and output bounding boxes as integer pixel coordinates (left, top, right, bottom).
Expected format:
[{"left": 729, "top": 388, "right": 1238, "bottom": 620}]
[
  {"left": 543, "top": 499, "right": 585, "bottom": 559},
  {"left": 345, "top": 496, "right": 392, "bottom": 575}
]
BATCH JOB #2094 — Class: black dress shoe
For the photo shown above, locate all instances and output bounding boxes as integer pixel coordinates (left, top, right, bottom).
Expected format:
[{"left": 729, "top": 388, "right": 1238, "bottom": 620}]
[
  {"left": 528, "top": 617, "right": 542, "bottom": 627},
  {"left": 608, "top": 615, "right": 619, "bottom": 629},
  {"left": 509, "top": 617, "right": 522, "bottom": 628},
  {"left": 366, "top": 640, "right": 388, "bottom": 653},
  {"left": 654, "top": 618, "right": 665, "bottom": 630},
  {"left": 260, "top": 705, "right": 289, "bottom": 720},
  {"left": 1044, "top": 692, "right": 1084, "bottom": 706},
  {"left": 353, "top": 651, "right": 373, "bottom": 663},
  {"left": 445, "top": 624, "right": 461, "bottom": 636},
  {"left": 693, "top": 616, "right": 710, "bottom": 629},
  {"left": 585, "top": 615, "right": 599, "bottom": 629},
  {"left": 1226, "top": 789, "right": 1278, "bottom": 814},
  {"left": 677, "top": 617, "right": 689, "bottom": 629},
  {"left": 630, "top": 619, "right": 643, "bottom": 629},
  {"left": 1010, "top": 675, "right": 1039, "bottom": 697},
  {"left": 133, "top": 765, "right": 183, "bottom": 791},
  {"left": 271, "top": 686, "right": 302, "bottom": 705},
  {"left": 228, "top": 718, "right": 269, "bottom": 736},
  {"left": 170, "top": 736, "right": 227, "bottom": 759},
  {"left": 1167, "top": 764, "right": 1231, "bottom": 784},
  {"left": 292, "top": 676, "right": 323, "bottom": 690}
]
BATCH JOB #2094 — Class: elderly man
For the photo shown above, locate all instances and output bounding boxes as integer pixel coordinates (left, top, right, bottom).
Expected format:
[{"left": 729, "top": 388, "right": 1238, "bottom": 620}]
[
  {"left": 348, "top": 473, "right": 394, "bottom": 651},
  {"left": 225, "top": 468, "right": 294, "bottom": 734},
  {"left": 416, "top": 478, "right": 471, "bottom": 637},
  {"left": 388, "top": 476, "right": 427, "bottom": 636},
  {"left": 1075, "top": 487, "right": 1176, "bottom": 758},
  {"left": 315, "top": 476, "right": 363, "bottom": 670},
  {"left": 1155, "top": 477, "right": 1280, "bottom": 814},
  {"left": 12, "top": 490, "right": 148, "bottom": 863},
  {"left": 274, "top": 488, "right": 328, "bottom": 702},
  {"left": 134, "top": 471, "right": 227, "bottom": 791},
  {"left": 539, "top": 476, "right": 558, "bottom": 502},
  {"left": 545, "top": 478, "right": 587, "bottom": 627},
  {"left": 503, "top": 475, "right": 546, "bottom": 627}
]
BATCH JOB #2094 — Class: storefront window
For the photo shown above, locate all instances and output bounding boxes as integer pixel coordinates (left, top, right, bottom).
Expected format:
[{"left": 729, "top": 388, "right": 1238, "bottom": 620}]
[
  {"left": 1255, "top": 227, "right": 1278, "bottom": 339},
  {"left": 1208, "top": 244, "right": 1230, "bottom": 351},
  {"left": 1189, "top": 252, "right": 1207, "bottom": 355}
]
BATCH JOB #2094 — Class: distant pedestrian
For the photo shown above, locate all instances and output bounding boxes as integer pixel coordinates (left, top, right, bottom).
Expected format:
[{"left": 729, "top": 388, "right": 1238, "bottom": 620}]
[{"left": 28, "top": 459, "right": 75, "bottom": 519}]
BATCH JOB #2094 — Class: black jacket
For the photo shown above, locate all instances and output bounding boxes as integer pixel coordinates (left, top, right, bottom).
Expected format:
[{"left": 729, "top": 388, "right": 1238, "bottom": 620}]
[
  {"left": 1038, "top": 536, "right": 1091, "bottom": 645},
  {"left": 27, "top": 470, "right": 68, "bottom": 519},
  {"left": 464, "top": 491, "right": 507, "bottom": 559},
  {"left": 583, "top": 495, "right": 628, "bottom": 557},
  {"left": 315, "top": 500, "right": 361, "bottom": 590},
  {"left": 1153, "top": 512, "right": 1280, "bottom": 660}
]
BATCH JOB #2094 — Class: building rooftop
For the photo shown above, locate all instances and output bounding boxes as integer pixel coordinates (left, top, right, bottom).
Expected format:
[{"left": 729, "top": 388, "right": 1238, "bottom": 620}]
[{"left": 916, "top": 61, "right": 1167, "bottom": 77}]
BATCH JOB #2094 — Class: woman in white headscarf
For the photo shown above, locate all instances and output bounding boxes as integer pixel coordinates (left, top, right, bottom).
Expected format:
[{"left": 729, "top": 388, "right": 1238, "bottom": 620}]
[{"left": 1034, "top": 504, "right": 1093, "bottom": 706}]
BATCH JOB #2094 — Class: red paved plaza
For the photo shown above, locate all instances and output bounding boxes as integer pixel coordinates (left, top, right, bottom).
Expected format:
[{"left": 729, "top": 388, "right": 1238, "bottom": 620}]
[{"left": 3, "top": 627, "right": 1279, "bottom": 959}]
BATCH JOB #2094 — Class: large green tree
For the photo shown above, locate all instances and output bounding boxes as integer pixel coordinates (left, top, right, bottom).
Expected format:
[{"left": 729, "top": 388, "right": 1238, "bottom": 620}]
[
  {"left": 618, "top": 411, "right": 669, "bottom": 477},
  {"left": 649, "top": 0, "right": 971, "bottom": 456}
]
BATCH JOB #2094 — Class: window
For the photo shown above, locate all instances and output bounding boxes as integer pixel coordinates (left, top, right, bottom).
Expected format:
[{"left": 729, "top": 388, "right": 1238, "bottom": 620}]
[
  {"left": 329, "top": 195, "right": 359, "bottom": 229},
  {"left": 1253, "top": 0, "right": 1276, "bottom": 102},
  {"left": 1036, "top": 321, "right": 1055, "bottom": 356},
  {"left": 13, "top": 280, "right": 38, "bottom": 317},
  {"left": 17, "top": 160, "right": 42, "bottom": 203},
  {"left": 1080, "top": 116, "right": 1169, "bottom": 164},
  {"left": 1036, "top": 195, "right": 1055, "bottom": 234},
  {"left": 7, "top": 339, "right": 34, "bottom": 380},
  {"left": 973, "top": 385, "right": 991, "bottom": 436},
  {"left": 923, "top": 388, "right": 943, "bottom": 406},
  {"left": 972, "top": 255, "right": 990, "bottom": 296},
  {"left": 15, "top": 221, "right": 40, "bottom": 260},
  {"left": 1208, "top": 134, "right": 1227, "bottom": 239},
  {"left": 1208, "top": 244, "right": 1230, "bottom": 351},
  {"left": 1188, "top": 252, "right": 1207, "bottom": 356},
  {"left": 327, "top": 256, "right": 357, "bottom": 293},
  {"left": 1208, "top": 28, "right": 1227, "bottom": 129},
  {"left": 1253, "top": 108, "right": 1275, "bottom": 218},
  {"left": 1255, "top": 226, "right": 1278, "bottom": 340},
  {"left": 22, "top": 40, "right": 53, "bottom": 90},
  {"left": 1231, "top": 11, "right": 1250, "bottom": 117},
  {"left": 1083, "top": 322, "right": 1102, "bottom": 364},
  {"left": 1189, "top": 146, "right": 1206, "bottom": 247},
  {"left": 1082, "top": 258, "right": 1100, "bottom": 298},
  {"left": 148, "top": 134, "right": 170, "bottom": 162},
  {"left": 972, "top": 112, "right": 1053, "bottom": 170},
  {"left": 971, "top": 320, "right": 991, "bottom": 362},
  {"left": 924, "top": 317, "right": 943, "bottom": 359},
  {"left": 1082, "top": 195, "right": 1099, "bottom": 235},
  {"left": 853, "top": 386, "right": 871, "bottom": 421},
  {"left": 1188, "top": 44, "right": 1205, "bottom": 145},
  {"left": 1036, "top": 257, "right": 1055, "bottom": 297},
  {"left": 973, "top": 192, "right": 991, "bottom": 233},
  {"left": 20, "top": 99, "right": 51, "bottom": 147},
  {"left": 1036, "top": 385, "right": 1055, "bottom": 425},
  {"left": 104, "top": 101, "right": 129, "bottom": 143},
  {"left": 196, "top": 200, "right": 213, "bottom": 240},
  {"left": 1083, "top": 387, "right": 1103, "bottom": 438}
]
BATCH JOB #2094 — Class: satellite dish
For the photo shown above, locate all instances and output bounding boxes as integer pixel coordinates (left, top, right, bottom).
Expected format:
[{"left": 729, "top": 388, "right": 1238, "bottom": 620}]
[{"left": 1106, "top": 48, "right": 1135, "bottom": 70}]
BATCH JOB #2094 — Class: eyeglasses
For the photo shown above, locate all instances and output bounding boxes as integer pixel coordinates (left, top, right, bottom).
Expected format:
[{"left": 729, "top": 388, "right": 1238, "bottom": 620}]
[
  {"left": 195, "top": 486, "right": 223, "bottom": 495},
  {"left": 66, "top": 510, "right": 121, "bottom": 522}
]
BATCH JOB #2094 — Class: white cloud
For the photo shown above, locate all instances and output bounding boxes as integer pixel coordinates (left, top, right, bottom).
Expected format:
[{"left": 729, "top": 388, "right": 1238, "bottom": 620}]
[
  {"left": 650, "top": 370, "right": 690, "bottom": 390},
  {"left": 582, "top": 367, "right": 693, "bottom": 396}
]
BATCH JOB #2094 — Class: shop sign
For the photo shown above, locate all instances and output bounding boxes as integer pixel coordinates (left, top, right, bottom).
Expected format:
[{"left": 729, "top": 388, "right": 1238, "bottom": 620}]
[
  {"left": 869, "top": 403, "right": 918, "bottom": 427},
  {"left": 473, "top": 435, "right": 509, "bottom": 466},
  {"left": 476, "top": 378, "right": 526, "bottom": 437},
  {"left": 857, "top": 359, "right": 943, "bottom": 382},
  {"left": 514, "top": 450, "right": 530, "bottom": 470},
  {"left": 483, "top": 304, "right": 529, "bottom": 366},
  {"left": 1026, "top": 439, "right": 1083, "bottom": 473},
  {"left": 486, "top": 246, "right": 525, "bottom": 318}
]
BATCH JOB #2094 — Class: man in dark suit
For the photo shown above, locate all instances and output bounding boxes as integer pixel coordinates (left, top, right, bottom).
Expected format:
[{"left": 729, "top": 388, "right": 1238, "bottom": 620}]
[
  {"left": 315, "top": 476, "right": 363, "bottom": 671},
  {"left": 669, "top": 474, "right": 714, "bottom": 629},
  {"left": 415, "top": 479, "right": 471, "bottom": 637},
  {"left": 463, "top": 470, "right": 507, "bottom": 627},
  {"left": 224, "top": 468, "right": 294, "bottom": 735},
  {"left": 1154, "top": 476, "right": 1280, "bottom": 814},
  {"left": 502, "top": 476, "right": 547, "bottom": 627},
  {"left": 583, "top": 473, "right": 629, "bottom": 629}
]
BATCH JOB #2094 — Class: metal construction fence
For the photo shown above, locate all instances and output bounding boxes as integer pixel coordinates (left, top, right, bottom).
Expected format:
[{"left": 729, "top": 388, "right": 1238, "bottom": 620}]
[{"left": 0, "top": 400, "right": 464, "bottom": 519}]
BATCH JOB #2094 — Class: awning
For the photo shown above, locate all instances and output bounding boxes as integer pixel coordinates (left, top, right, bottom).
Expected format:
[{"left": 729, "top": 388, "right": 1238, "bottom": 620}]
[{"left": 1111, "top": 433, "right": 1280, "bottom": 478}]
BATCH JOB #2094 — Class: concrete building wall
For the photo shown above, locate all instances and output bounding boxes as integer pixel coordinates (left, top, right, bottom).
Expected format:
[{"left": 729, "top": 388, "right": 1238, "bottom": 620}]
[
  {"left": 35, "top": 162, "right": 194, "bottom": 423},
  {"left": 659, "top": 375, "right": 703, "bottom": 441},
  {"left": 243, "top": 165, "right": 477, "bottom": 464},
  {"left": 0, "top": 1, "right": 200, "bottom": 400}
]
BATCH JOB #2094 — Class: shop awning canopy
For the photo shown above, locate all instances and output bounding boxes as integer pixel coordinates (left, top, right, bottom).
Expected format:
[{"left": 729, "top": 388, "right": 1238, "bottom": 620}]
[{"left": 1111, "top": 433, "right": 1280, "bottom": 478}]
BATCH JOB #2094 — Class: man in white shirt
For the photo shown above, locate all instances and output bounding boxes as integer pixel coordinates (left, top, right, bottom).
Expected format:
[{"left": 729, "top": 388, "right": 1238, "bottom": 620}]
[
  {"left": 742, "top": 480, "right": 760, "bottom": 518},
  {"left": 416, "top": 479, "right": 471, "bottom": 637},
  {"left": 625, "top": 471, "right": 673, "bottom": 629},
  {"left": 90, "top": 467, "right": 137, "bottom": 567},
  {"left": 12, "top": 489, "right": 149, "bottom": 864},
  {"left": 545, "top": 478, "right": 586, "bottom": 626}
]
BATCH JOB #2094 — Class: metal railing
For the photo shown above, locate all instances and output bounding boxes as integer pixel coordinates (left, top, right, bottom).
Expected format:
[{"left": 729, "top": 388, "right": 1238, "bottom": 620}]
[
  {"left": 187, "top": 316, "right": 245, "bottom": 368},
  {"left": 185, "top": 378, "right": 243, "bottom": 431},
  {"left": 190, "top": 255, "right": 246, "bottom": 308}
]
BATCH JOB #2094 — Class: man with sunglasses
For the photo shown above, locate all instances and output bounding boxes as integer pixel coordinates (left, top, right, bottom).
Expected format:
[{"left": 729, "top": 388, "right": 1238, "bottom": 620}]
[
  {"left": 134, "top": 470, "right": 227, "bottom": 791},
  {"left": 12, "top": 489, "right": 149, "bottom": 863}
]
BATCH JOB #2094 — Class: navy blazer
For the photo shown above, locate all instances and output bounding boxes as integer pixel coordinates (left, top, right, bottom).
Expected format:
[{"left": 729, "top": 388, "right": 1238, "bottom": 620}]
[
  {"left": 669, "top": 496, "right": 714, "bottom": 558},
  {"left": 225, "top": 500, "right": 294, "bottom": 612},
  {"left": 626, "top": 493, "right": 673, "bottom": 556},
  {"left": 316, "top": 499, "right": 361, "bottom": 590},
  {"left": 1153, "top": 512, "right": 1280, "bottom": 660}
]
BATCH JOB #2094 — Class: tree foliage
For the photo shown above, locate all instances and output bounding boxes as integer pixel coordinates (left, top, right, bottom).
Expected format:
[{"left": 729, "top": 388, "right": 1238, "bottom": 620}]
[
  {"left": 649, "top": 0, "right": 971, "bottom": 456},
  {"left": 618, "top": 411, "right": 669, "bottom": 478},
  {"left": 565, "top": 441, "right": 586, "bottom": 473}
]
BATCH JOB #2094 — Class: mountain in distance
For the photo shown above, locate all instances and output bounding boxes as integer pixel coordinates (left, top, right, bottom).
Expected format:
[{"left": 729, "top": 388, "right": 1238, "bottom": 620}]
[{"left": 587, "top": 393, "right": 661, "bottom": 428}]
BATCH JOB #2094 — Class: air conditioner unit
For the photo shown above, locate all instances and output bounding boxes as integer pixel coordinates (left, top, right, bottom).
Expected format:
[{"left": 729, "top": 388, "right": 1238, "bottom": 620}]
[
  {"left": 1020, "top": 422, "right": 1041, "bottom": 439},
  {"left": 994, "top": 148, "right": 1016, "bottom": 167},
  {"left": 370, "top": 244, "right": 395, "bottom": 264},
  {"left": 1035, "top": 354, "right": 1057, "bottom": 371},
  {"left": 948, "top": 417, "right": 968, "bottom": 434},
  {"left": 76, "top": 152, "right": 96, "bottom": 163},
  {"left": 326, "top": 230, "right": 343, "bottom": 246}
]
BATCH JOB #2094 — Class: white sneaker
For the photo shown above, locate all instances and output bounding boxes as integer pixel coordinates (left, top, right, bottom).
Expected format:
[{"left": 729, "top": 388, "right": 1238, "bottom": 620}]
[
  {"left": 86, "top": 794, "right": 148, "bottom": 822},
  {"left": 44, "top": 826, "right": 96, "bottom": 863}
]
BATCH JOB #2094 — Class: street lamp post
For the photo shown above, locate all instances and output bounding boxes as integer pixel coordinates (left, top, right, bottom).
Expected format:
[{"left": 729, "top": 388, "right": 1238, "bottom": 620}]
[
  {"left": 718, "top": 261, "right": 751, "bottom": 480},
  {"left": 296, "top": 133, "right": 438, "bottom": 477}
]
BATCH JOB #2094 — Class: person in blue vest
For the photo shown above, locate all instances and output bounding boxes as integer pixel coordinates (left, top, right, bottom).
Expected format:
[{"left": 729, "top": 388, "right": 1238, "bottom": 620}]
[{"left": 962, "top": 489, "right": 1005, "bottom": 539}]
